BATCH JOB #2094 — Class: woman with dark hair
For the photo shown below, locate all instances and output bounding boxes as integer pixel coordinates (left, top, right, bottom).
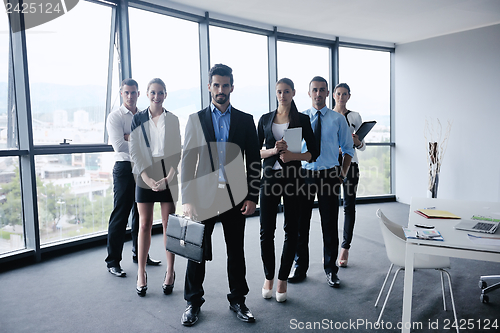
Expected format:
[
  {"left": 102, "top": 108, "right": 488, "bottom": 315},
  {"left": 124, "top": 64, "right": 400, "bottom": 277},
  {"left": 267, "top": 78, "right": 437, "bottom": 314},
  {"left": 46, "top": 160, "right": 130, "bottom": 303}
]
[
  {"left": 333, "top": 83, "right": 365, "bottom": 268},
  {"left": 257, "top": 78, "right": 319, "bottom": 302},
  {"left": 130, "top": 78, "right": 181, "bottom": 296}
]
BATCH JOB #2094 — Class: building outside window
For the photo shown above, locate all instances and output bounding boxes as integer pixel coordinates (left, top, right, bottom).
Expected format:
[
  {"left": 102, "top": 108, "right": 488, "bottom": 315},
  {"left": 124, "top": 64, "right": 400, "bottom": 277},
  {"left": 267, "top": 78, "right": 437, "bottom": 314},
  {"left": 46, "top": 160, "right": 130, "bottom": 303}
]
[{"left": 25, "top": 1, "right": 113, "bottom": 145}]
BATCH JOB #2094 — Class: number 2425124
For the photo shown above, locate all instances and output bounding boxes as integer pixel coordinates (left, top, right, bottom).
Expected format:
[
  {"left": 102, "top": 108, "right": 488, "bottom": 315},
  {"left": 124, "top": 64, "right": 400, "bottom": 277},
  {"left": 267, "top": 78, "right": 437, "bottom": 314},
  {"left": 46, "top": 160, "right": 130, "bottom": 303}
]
[{"left": 5, "top": 2, "right": 63, "bottom": 14}]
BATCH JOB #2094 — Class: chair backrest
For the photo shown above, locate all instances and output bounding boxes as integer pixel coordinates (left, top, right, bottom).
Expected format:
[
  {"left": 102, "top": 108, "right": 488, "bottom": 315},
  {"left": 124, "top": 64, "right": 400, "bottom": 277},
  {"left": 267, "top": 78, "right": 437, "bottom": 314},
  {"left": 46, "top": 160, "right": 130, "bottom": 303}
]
[{"left": 376, "top": 209, "right": 451, "bottom": 269}]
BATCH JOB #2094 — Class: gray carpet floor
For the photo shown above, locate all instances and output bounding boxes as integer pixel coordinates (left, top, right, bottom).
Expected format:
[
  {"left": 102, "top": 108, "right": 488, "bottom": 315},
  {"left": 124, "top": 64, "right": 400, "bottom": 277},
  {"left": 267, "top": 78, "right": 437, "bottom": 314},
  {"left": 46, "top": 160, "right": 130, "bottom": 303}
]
[{"left": 1, "top": 202, "right": 499, "bottom": 332}]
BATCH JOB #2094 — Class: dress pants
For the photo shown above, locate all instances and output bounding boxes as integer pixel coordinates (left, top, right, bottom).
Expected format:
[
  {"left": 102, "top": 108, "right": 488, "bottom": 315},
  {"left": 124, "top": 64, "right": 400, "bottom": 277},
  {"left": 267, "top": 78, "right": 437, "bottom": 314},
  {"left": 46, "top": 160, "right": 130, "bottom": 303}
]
[
  {"left": 341, "top": 162, "right": 359, "bottom": 250},
  {"left": 260, "top": 168, "right": 301, "bottom": 281},
  {"left": 105, "top": 161, "right": 139, "bottom": 268},
  {"left": 295, "top": 168, "right": 342, "bottom": 275},
  {"left": 184, "top": 188, "right": 249, "bottom": 306}
]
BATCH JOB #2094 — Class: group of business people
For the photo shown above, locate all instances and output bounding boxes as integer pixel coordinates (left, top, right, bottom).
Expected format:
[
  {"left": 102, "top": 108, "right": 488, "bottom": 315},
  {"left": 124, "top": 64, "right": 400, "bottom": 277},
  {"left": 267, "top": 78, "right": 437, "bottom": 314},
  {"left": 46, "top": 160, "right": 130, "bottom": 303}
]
[{"left": 104, "top": 63, "right": 366, "bottom": 327}]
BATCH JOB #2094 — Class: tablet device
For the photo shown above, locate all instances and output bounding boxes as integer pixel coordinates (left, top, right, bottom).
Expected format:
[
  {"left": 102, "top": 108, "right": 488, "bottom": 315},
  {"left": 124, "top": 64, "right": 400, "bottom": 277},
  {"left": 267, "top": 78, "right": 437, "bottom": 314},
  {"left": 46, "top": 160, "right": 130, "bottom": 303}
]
[{"left": 355, "top": 121, "right": 377, "bottom": 141}]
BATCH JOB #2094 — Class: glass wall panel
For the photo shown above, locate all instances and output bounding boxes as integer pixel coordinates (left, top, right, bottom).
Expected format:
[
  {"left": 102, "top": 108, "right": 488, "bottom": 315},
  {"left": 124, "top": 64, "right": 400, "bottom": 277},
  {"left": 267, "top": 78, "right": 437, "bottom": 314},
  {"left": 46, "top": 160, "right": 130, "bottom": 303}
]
[
  {"left": 36, "top": 152, "right": 115, "bottom": 244},
  {"left": 0, "top": 156, "right": 24, "bottom": 254},
  {"left": 339, "top": 47, "right": 391, "bottom": 196},
  {"left": 1, "top": 11, "right": 18, "bottom": 150},
  {"left": 26, "top": 1, "right": 113, "bottom": 145},
  {"left": 338, "top": 47, "right": 390, "bottom": 143},
  {"left": 356, "top": 146, "right": 391, "bottom": 196},
  {"left": 277, "top": 41, "right": 330, "bottom": 112},
  {"left": 209, "top": 26, "right": 269, "bottom": 121},
  {"left": 129, "top": 8, "right": 201, "bottom": 137}
]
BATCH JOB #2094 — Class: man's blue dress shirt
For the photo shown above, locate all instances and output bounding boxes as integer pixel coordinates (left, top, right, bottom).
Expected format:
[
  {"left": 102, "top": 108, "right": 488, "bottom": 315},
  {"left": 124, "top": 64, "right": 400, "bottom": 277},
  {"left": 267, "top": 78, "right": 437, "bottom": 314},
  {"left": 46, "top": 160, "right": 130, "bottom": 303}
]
[
  {"left": 211, "top": 103, "right": 232, "bottom": 183},
  {"left": 301, "top": 106, "right": 354, "bottom": 171}
]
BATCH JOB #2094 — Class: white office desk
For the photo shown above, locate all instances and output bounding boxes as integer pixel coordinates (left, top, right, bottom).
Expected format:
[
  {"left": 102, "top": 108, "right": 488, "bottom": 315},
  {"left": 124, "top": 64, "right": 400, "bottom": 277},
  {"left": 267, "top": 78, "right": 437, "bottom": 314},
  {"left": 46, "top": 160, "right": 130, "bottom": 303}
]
[{"left": 402, "top": 197, "right": 500, "bottom": 333}]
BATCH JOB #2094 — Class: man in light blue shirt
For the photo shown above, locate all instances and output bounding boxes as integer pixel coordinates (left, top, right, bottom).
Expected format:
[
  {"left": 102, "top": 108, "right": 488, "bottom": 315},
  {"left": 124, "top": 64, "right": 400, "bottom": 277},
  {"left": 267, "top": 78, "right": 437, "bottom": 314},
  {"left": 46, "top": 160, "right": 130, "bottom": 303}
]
[
  {"left": 211, "top": 103, "right": 231, "bottom": 183},
  {"left": 289, "top": 76, "right": 354, "bottom": 288}
]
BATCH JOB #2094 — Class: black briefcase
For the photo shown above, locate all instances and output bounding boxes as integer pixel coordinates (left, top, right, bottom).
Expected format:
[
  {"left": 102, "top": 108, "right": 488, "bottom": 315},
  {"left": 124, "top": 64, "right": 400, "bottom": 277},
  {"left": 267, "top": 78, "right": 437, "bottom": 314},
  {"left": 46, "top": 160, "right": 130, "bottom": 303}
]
[{"left": 166, "top": 214, "right": 204, "bottom": 263}]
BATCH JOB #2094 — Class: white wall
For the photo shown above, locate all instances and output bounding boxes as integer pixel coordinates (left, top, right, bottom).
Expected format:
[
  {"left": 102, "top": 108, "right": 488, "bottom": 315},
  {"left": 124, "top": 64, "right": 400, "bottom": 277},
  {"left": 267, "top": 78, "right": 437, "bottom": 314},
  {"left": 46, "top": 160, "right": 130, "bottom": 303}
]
[{"left": 395, "top": 24, "right": 500, "bottom": 204}]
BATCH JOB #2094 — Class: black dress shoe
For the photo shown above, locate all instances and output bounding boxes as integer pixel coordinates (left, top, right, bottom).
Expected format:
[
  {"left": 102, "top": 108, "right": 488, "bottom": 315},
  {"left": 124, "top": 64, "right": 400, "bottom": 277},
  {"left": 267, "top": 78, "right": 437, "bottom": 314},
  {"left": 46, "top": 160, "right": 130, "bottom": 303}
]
[
  {"left": 288, "top": 268, "right": 306, "bottom": 283},
  {"left": 132, "top": 255, "right": 161, "bottom": 266},
  {"left": 147, "top": 256, "right": 161, "bottom": 266},
  {"left": 229, "top": 301, "right": 255, "bottom": 323},
  {"left": 181, "top": 304, "right": 201, "bottom": 326},
  {"left": 162, "top": 271, "right": 175, "bottom": 295},
  {"left": 108, "top": 266, "right": 126, "bottom": 277},
  {"left": 326, "top": 272, "right": 340, "bottom": 288}
]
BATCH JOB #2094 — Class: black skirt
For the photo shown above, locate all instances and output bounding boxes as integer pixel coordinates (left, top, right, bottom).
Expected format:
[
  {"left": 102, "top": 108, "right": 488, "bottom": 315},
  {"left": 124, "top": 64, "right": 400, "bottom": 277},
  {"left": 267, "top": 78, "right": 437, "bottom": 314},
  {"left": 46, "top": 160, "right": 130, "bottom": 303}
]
[{"left": 135, "top": 160, "right": 178, "bottom": 203}]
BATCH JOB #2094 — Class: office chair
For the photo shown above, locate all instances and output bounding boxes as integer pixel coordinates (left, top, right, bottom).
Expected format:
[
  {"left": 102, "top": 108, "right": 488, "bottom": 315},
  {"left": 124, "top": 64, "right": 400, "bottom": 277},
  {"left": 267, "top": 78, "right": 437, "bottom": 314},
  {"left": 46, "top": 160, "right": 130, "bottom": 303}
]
[
  {"left": 375, "top": 209, "right": 458, "bottom": 332},
  {"left": 479, "top": 275, "right": 500, "bottom": 303}
]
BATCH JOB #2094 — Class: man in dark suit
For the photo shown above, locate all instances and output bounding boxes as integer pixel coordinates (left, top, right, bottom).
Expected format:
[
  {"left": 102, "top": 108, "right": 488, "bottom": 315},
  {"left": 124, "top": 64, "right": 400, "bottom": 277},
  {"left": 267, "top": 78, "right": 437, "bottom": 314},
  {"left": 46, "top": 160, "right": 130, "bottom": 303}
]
[{"left": 180, "top": 64, "right": 261, "bottom": 327}]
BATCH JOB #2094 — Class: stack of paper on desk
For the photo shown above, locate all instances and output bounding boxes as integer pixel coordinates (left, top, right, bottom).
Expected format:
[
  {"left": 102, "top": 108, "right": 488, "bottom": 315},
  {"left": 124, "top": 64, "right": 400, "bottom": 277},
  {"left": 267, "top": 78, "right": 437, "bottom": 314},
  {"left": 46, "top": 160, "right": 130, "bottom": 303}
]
[{"left": 404, "top": 228, "right": 444, "bottom": 241}]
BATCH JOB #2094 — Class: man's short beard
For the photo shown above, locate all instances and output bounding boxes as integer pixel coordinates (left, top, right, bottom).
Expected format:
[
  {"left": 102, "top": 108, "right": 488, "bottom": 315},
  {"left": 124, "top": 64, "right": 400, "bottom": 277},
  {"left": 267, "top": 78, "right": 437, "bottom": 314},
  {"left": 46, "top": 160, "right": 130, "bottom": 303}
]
[{"left": 215, "top": 94, "right": 229, "bottom": 105}]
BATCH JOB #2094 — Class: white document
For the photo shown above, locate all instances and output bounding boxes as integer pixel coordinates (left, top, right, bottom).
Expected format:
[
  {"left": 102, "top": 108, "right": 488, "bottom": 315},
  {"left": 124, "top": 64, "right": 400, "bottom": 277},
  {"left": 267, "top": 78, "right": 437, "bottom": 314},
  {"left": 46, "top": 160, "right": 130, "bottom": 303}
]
[
  {"left": 467, "top": 233, "right": 500, "bottom": 247},
  {"left": 283, "top": 127, "right": 302, "bottom": 153}
]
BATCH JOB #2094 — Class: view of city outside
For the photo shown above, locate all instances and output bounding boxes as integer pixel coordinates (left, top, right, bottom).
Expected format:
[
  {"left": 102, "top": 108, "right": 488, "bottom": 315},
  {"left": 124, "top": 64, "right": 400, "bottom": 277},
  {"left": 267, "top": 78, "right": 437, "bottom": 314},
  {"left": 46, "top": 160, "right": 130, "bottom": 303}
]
[
  {"left": 129, "top": 7, "right": 202, "bottom": 141},
  {"left": 35, "top": 152, "right": 115, "bottom": 245},
  {"left": 25, "top": 1, "right": 112, "bottom": 145},
  {"left": 1, "top": 11, "right": 24, "bottom": 254},
  {"left": 0, "top": 157, "right": 24, "bottom": 254},
  {"left": 339, "top": 47, "right": 391, "bottom": 195}
]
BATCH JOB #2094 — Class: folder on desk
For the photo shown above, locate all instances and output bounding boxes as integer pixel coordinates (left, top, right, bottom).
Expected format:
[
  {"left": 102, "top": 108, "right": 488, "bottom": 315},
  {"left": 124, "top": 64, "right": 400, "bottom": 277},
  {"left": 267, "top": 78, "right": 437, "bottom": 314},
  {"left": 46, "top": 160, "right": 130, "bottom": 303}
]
[{"left": 414, "top": 209, "right": 461, "bottom": 219}]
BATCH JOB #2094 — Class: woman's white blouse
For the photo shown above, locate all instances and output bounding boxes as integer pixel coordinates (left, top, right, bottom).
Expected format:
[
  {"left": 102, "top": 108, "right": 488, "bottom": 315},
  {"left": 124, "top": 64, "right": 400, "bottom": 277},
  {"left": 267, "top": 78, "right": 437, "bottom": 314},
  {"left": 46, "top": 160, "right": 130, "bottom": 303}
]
[
  {"left": 148, "top": 109, "right": 166, "bottom": 158},
  {"left": 345, "top": 111, "right": 366, "bottom": 164}
]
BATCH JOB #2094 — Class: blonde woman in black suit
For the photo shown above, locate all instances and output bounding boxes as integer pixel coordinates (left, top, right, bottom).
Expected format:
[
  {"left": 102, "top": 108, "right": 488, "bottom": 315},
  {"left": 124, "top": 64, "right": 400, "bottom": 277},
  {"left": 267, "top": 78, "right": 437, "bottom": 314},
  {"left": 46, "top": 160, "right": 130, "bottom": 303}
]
[
  {"left": 257, "top": 78, "right": 319, "bottom": 302},
  {"left": 129, "top": 78, "right": 181, "bottom": 297}
]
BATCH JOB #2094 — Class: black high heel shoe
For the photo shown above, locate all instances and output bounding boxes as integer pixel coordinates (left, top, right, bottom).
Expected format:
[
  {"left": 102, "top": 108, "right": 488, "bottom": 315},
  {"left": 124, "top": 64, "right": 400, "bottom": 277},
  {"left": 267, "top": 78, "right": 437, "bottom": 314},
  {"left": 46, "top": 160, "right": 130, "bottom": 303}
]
[
  {"left": 136, "top": 272, "right": 147, "bottom": 297},
  {"left": 162, "top": 271, "right": 175, "bottom": 295}
]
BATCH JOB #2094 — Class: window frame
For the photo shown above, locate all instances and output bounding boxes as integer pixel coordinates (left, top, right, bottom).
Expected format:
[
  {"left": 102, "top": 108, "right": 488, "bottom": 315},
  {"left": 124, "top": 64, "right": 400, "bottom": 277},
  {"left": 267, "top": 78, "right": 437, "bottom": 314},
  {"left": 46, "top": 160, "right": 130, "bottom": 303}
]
[{"left": 1, "top": 0, "right": 395, "bottom": 265}]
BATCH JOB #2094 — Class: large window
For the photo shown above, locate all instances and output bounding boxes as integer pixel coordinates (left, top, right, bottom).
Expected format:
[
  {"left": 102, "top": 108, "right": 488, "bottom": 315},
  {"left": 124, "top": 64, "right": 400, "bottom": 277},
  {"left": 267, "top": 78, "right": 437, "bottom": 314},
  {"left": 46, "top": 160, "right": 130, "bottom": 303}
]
[
  {"left": 1, "top": 1, "right": 394, "bottom": 263},
  {"left": 129, "top": 7, "right": 201, "bottom": 136},
  {"left": 277, "top": 41, "right": 330, "bottom": 112},
  {"left": 26, "top": 1, "right": 113, "bottom": 145},
  {"left": 1, "top": 12, "right": 24, "bottom": 255},
  {"left": 36, "top": 152, "right": 114, "bottom": 244},
  {"left": 0, "top": 157, "right": 24, "bottom": 254},
  {"left": 339, "top": 46, "right": 391, "bottom": 195},
  {"left": 209, "top": 26, "right": 269, "bottom": 121}
]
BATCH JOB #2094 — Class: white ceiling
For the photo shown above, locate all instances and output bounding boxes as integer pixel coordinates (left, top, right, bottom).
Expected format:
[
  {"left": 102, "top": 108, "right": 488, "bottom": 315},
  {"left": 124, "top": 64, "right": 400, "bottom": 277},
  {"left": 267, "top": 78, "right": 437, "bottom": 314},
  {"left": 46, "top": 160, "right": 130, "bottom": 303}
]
[{"left": 159, "top": 0, "right": 500, "bottom": 45}]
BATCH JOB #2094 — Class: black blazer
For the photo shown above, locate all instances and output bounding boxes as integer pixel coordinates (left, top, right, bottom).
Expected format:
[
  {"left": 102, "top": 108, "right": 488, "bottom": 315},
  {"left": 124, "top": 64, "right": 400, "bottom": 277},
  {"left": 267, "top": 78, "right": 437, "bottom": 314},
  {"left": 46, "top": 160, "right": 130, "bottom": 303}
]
[
  {"left": 257, "top": 110, "right": 318, "bottom": 174},
  {"left": 181, "top": 106, "right": 261, "bottom": 210}
]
